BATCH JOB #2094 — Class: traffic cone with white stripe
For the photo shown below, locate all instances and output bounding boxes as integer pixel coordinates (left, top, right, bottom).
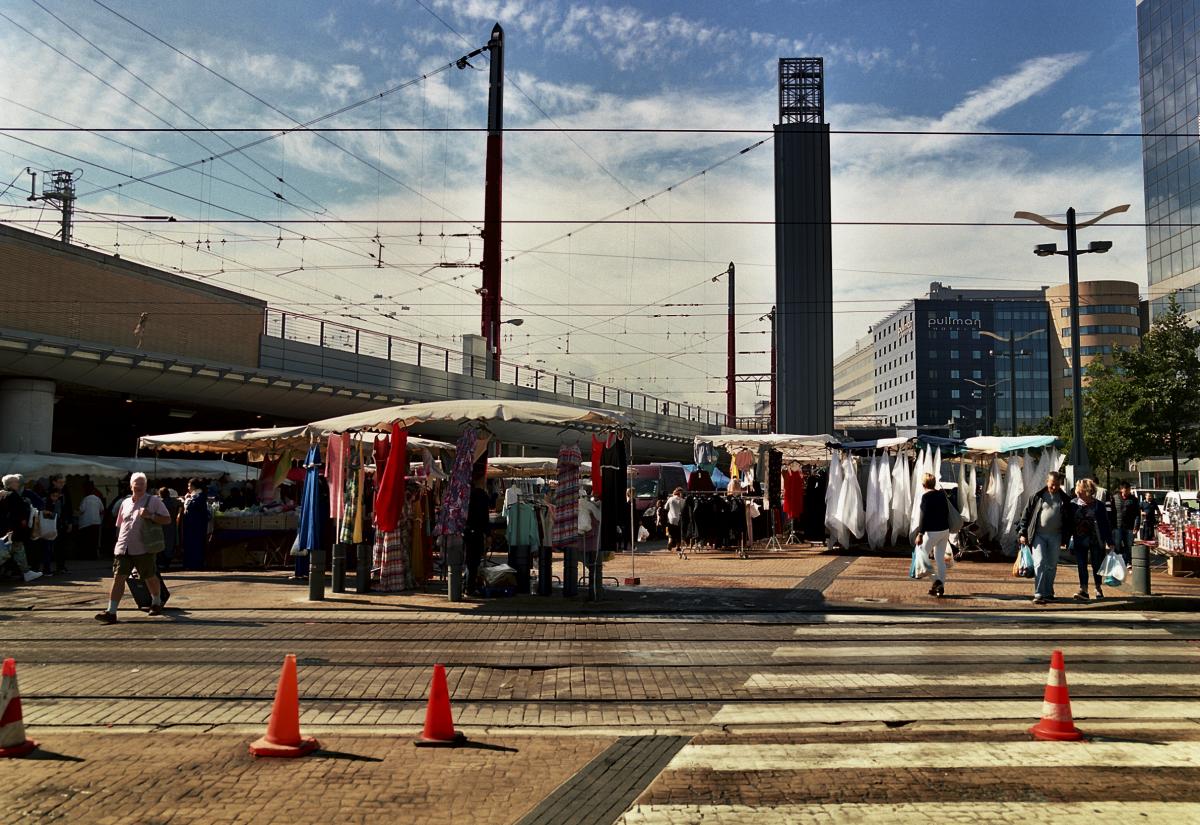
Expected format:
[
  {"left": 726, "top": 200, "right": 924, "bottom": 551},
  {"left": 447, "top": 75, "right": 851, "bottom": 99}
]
[
  {"left": 1029, "top": 649, "right": 1084, "bottom": 741},
  {"left": 0, "top": 658, "right": 39, "bottom": 758}
]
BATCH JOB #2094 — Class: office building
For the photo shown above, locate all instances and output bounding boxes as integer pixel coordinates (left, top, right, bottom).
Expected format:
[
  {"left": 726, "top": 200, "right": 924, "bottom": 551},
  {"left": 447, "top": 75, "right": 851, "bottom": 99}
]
[
  {"left": 1136, "top": 0, "right": 1200, "bottom": 321},
  {"left": 1046, "top": 279, "right": 1143, "bottom": 410},
  {"left": 870, "top": 282, "right": 1051, "bottom": 437},
  {"left": 832, "top": 333, "right": 876, "bottom": 418}
]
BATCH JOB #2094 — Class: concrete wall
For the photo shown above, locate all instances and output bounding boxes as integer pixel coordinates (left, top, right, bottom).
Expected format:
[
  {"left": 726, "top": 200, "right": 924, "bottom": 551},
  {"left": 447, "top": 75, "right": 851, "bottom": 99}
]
[{"left": 0, "top": 224, "right": 264, "bottom": 367}]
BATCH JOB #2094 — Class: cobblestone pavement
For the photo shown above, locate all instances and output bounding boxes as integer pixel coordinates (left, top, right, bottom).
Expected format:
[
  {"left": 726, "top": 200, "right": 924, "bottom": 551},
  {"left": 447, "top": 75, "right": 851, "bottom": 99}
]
[{"left": 2, "top": 552, "right": 1200, "bottom": 823}]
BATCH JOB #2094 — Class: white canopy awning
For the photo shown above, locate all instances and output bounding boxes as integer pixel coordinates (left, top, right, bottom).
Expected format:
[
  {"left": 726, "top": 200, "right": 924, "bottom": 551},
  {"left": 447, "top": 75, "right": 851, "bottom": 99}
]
[
  {"left": 138, "top": 426, "right": 453, "bottom": 456},
  {"left": 485, "top": 457, "right": 559, "bottom": 479},
  {"left": 308, "top": 399, "right": 634, "bottom": 449},
  {"left": 963, "top": 435, "right": 1060, "bottom": 455},
  {"left": 0, "top": 452, "right": 259, "bottom": 481},
  {"left": 696, "top": 433, "right": 837, "bottom": 462}
]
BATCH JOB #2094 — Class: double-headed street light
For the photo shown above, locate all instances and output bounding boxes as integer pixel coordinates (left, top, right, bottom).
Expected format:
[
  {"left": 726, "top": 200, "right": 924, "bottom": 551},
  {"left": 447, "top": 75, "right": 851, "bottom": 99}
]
[
  {"left": 1014, "top": 204, "right": 1129, "bottom": 480},
  {"left": 962, "top": 377, "right": 1008, "bottom": 437},
  {"left": 978, "top": 327, "right": 1044, "bottom": 437}
]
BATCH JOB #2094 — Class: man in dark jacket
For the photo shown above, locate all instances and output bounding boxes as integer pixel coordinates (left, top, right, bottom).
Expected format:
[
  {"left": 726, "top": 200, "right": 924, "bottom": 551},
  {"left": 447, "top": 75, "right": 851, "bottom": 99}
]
[
  {"left": 1108, "top": 481, "right": 1140, "bottom": 568},
  {"left": 1018, "top": 471, "right": 1074, "bottom": 605}
]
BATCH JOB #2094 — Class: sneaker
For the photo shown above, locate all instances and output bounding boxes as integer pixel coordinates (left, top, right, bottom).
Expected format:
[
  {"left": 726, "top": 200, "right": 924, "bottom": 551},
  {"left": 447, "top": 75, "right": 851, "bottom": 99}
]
[
  {"left": 1095, "top": 587, "right": 1104, "bottom": 601},
  {"left": 23, "top": 570, "right": 43, "bottom": 583},
  {"left": 1032, "top": 596, "right": 1047, "bottom": 605},
  {"left": 927, "top": 582, "right": 939, "bottom": 596},
  {"left": 147, "top": 604, "right": 163, "bottom": 616},
  {"left": 93, "top": 611, "right": 117, "bottom": 624},
  {"left": 933, "top": 580, "right": 945, "bottom": 598},
  {"left": 1073, "top": 590, "right": 1089, "bottom": 602}
]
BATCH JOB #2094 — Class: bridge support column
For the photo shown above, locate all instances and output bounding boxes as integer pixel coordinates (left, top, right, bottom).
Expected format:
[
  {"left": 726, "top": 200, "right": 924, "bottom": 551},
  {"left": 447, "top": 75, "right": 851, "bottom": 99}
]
[{"left": 0, "top": 378, "right": 55, "bottom": 453}]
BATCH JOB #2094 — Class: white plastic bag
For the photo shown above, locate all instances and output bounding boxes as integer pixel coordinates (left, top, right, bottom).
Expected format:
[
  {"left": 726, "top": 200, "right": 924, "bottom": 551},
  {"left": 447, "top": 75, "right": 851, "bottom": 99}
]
[
  {"left": 637, "top": 525, "right": 650, "bottom": 542},
  {"left": 909, "top": 545, "right": 931, "bottom": 579},
  {"left": 1100, "top": 550, "right": 1126, "bottom": 587},
  {"left": 34, "top": 513, "right": 57, "bottom": 541}
]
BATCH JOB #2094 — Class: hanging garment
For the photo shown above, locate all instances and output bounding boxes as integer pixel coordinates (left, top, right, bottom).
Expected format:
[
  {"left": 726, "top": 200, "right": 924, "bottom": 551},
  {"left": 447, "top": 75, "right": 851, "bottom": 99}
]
[
  {"left": 599, "top": 434, "right": 628, "bottom": 553},
  {"left": 842, "top": 454, "right": 865, "bottom": 542},
  {"left": 1000, "top": 455, "right": 1025, "bottom": 556},
  {"left": 890, "top": 452, "right": 911, "bottom": 544},
  {"left": 866, "top": 454, "right": 885, "bottom": 549},
  {"left": 373, "top": 435, "right": 390, "bottom": 477},
  {"left": 824, "top": 451, "right": 844, "bottom": 541},
  {"left": 803, "top": 470, "right": 826, "bottom": 540},
  {"left": 967, "top": 464, "right": 978, "bottom": 525},
  {"left": 956, "top": 461, "right": 971, "bottom": 524},
  {"left": 296, "top": 444, "right": 324, "bottom": 552},
  {"left": 374, "top": 423, "right": 408, "bottom": 532},
  {"left": 506, "top": 501, "right": 541, "bottom": 549},
  {"left": 373, "top": 526, "right": 409, "bottom": 592},
  {"left": 908, "top": 447, "right": 926, "bottom": 542},
  {"left": 552, "top": 442, "right": 582, "bottom": 545},
  {"left": 694, "top": 440, "right": 718, "bottom": 467},
  {"left": 409, "top": 490, "right": 428, "bottom": 584},
  {"left": 1020, "top": 449, "right": 1037, "bottom": 515},
  {"left": 981, "top": 457, "right": 1005, "bottom": 539},
  {"left": 327, "top": 433, "right": 349, "bottom": 529},
  {"left": 258, "top": 455, "right": 281, "bottom": 503},
  {"left": 783, "top": 469, "right": 806, "bottom": 521},
  {"left": 734, "top": 449, "right": 755, "bottom": 476},
  {"left": 687, "top": 468, "right": 715, "bottom": 492},
  {"left": 933, "top": 446, "right": 943, "bottom": 482},
  {"left": 877, "top": 453, "right": 893, "bottom": 545},
  {"left": 435, "top": 426, "right": 479, "bottom": 536},
  {"left": 339, "top": 459, "right": 360, "bottom": 545},
  {"left": 591, "top": 435, "right": 605, "bottom": 497}
]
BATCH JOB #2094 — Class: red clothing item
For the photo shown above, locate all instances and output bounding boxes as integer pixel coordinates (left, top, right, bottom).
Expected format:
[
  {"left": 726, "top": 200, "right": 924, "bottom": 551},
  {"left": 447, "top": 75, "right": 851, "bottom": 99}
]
[
  {"left": 591, "top": 435, "right": 604, "bottom": 497},
  {"left": 783, "top": 469, "right": 806, "bottom": 520},
  {"left": 373, "top": 423, "right": 408, "bottom": 532}
]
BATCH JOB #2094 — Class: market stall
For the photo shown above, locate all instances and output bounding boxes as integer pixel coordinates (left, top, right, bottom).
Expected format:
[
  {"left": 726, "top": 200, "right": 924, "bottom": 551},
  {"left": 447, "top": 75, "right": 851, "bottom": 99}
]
[{"left": 308, "top": 400, "right": 635, "bottom": 601}]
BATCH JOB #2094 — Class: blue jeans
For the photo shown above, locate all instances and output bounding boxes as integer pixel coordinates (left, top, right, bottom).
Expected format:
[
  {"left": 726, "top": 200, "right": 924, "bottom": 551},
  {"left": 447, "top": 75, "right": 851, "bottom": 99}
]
[{"left": 1030, "top": 534, "right": 1060, "bottom": 600}]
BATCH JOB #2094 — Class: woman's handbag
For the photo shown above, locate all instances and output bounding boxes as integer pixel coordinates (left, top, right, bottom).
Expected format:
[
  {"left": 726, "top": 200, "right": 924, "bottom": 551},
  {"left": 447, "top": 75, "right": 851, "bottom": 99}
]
[{"left": 140, "top": 497, "right": 166, "bottom": 554}]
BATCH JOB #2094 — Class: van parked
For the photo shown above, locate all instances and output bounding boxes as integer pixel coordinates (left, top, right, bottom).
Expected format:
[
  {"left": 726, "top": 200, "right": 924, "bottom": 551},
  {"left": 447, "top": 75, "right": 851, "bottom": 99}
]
[{"left": 629, "top": 463, "right": 687, "bottom": 538}]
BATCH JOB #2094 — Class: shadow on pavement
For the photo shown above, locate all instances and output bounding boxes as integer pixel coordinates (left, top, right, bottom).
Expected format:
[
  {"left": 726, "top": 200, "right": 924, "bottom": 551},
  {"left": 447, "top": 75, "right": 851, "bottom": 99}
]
[
  {"left": 313, "top": 749, "right": 384, "bottom": 762},
  {"left": 25, "top": 749, "right": 86, "bottom": 762}
]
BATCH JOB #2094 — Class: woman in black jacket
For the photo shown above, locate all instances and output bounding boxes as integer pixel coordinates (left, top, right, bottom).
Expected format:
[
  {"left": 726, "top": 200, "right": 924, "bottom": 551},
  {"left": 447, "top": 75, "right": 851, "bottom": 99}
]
[{"left": 913, "top": 473, "right": 951, "bottom": 598}]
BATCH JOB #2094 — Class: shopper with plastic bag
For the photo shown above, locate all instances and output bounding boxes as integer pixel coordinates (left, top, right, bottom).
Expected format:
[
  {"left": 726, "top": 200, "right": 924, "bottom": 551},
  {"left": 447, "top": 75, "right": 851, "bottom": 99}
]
[
  {"left": 1070, "top": 478, "right": 1113, "bottom": 602},
  {"left": 912, "top": 472, "right": 953, "bottom": 598},
  {"left": 1099, "top": 548, "right": 1126, "bottom": 588},
  {"left": 1018, "top": 471, "right": 1075, "bottom": 605}
]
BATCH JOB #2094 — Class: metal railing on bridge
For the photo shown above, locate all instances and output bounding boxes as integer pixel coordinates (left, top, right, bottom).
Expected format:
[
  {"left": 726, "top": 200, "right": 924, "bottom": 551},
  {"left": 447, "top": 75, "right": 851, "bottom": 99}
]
[{"left": 263, "top": 308, "right": 729, "bottom": 427}]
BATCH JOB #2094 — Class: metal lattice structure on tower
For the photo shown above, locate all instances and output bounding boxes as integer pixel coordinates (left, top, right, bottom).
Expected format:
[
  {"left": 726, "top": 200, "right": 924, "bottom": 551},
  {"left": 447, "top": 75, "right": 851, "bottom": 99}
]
[{"left": 778, "top": 58, "right": 824, "bottom": 124}]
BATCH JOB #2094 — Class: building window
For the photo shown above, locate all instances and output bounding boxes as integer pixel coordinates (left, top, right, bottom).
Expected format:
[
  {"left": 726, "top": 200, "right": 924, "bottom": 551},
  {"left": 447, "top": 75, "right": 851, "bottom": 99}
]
[
  {"left": 972, "top": 350, "right": 981, "bottom": 359},
  {"left": 951, "top": 389, "right": 960, "bottom": 399},
  {"left": 972, "top": 370, "right": 982, "bottom": 379},
  {"left": 950, "top": 369, "right": 960, "bottom": 379},
  {"left": 950, "top": 350, "right": 960, "bottom": 359}
]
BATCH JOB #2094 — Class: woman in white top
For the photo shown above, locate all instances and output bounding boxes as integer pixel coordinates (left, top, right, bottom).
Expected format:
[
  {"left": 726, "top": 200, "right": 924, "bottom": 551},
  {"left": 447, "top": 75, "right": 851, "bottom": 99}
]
[
  {"left": 76, "top": 484, "right": 105, "bottom": 559},
  {"left": 666, "top": 487, "right": 685, "bottom": 553}
]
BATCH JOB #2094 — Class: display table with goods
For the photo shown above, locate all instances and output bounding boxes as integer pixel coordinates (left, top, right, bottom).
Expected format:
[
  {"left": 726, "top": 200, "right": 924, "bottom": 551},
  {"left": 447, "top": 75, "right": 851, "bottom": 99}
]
[{"left": 210, "top": 509, "right": 299, "bottom": 569}]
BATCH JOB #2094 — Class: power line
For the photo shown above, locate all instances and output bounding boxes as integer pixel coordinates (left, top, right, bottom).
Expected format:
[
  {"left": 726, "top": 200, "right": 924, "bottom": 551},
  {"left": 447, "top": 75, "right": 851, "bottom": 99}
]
[{"left": 0, "top": 127, "right": 1185, "bottom": 138}]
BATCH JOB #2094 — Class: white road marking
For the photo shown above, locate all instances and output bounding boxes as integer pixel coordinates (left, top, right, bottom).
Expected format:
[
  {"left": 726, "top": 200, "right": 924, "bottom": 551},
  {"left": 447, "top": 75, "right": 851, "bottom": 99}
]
[
  {"left": 791, "top": 625, "right": 1179, "bottom": 638},
  {"left": 770, "top": 643, "right": 1198, "bottom": 659},
  {"left": 616, "top": 802, "right": 1200, "bottom": 825},
  {"left": 743, "top": 671, "right": 1190, "bottom": 690},
  {"left": 810, "top": 612, "right": 1161, "bottom": 623},
  {"left": 710, "top": 699, "right": 1200, "bottom": 725},
  {"left": 667, "top": 740, "right": 1200, "bottom": 770}
]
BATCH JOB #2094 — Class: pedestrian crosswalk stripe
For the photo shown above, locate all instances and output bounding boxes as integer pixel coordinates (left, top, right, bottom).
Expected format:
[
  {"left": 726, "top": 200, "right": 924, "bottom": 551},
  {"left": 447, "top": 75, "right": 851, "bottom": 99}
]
[
  {"left": 616, "top": 802, "right": 1200, "bottom": 825},
  {"left": 665, "top": 740, "right": 1200, "bottom": 770},
  {"left": 770, "top": 643, "right": 1198, "bottom": 659},
  {"left": 743, "top": 671, "right": 1191, "bottom": 690},
  {"left": 791, "top": 625, "right": 1178, "bottom": 638},
  {"left": 809, "top": 612, "right": 1159, "bottom": 624},
  {"left": 710, "top": 699, "right": 1200, "bottom": 725}
]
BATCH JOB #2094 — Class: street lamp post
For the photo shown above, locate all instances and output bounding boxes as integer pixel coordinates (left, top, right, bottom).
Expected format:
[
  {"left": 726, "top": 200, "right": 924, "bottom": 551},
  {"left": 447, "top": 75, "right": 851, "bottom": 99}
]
[
  {"left": 978, "top": 328, "right": 1043, "bottom": 436},
  {"left": 1014, "top": 204, "right": 1129, "bottom": 480},
  {"left": 487, "top": 317, "right": 523, "bottom": 380},
  {"left": 962, "top": 377, "right": 1007, "bottom": 437}
]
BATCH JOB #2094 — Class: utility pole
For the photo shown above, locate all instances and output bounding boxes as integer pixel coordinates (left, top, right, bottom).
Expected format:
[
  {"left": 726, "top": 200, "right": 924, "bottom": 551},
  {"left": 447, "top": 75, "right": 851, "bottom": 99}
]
[
  {"left": 768, "top": 306, "right": 777, "bottom": 433},
  {"left": 27, "top": 169, "right": 78, "bottom": 243},
  {"left": 1007, "top": 330, "right": 1017, "bottom": 437},
  {"left": 726, "top": 262, "right": 735, "bottom": 424},
  {"left": 481, "top": 23, "right": 504, "bottom": 381}
]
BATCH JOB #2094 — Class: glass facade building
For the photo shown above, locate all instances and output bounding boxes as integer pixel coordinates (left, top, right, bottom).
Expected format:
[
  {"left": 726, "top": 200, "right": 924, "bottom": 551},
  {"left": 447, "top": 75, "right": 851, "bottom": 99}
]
[
  {"left": 871, "top": 285, "right": 1051, "bottom": 437},
  {"left": 1137, "top": 0, "right": 1200, "bottom": 320}
]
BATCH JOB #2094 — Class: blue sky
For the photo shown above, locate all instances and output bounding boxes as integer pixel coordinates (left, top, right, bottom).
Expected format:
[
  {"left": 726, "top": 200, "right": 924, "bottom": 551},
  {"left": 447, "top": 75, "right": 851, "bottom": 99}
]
[{"left": 0, "top": 0, "right": 1148, "bottom": 413}]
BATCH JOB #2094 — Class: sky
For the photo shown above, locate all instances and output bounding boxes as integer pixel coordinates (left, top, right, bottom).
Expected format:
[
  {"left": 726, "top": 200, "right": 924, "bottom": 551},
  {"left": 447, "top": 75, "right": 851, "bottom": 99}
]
[{"left": 0, "top": 0, "right": 1149, "bottom": 416}]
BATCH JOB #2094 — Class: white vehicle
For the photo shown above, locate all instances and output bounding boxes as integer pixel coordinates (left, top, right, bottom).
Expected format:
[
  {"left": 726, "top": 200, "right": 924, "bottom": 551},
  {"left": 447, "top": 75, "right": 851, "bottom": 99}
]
[{"left": 1162, "top": 490, "right": 1200, "bottom": 524}]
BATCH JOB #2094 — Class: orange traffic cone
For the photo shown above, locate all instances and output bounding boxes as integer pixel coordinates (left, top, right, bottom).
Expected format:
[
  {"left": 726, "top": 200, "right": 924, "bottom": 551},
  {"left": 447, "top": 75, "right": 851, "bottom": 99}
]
[
  {"left": 415, "top": 664, "right": 466, "bottom": 747},
  {"left": 1029, "top": 649, "right": 1085, "bottom": 741},
  {"left": 249, "top": 654, "right": 319, "bottom": 758},
  {"left": 0, "top": 657, "right": 38, "bottom": 758}
]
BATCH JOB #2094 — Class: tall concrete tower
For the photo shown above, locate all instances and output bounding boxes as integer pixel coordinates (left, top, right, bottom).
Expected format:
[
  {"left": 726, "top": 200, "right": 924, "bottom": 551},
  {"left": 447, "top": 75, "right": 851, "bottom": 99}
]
[{"left": 774, "top": 57, "right": 833, "bottom": 434}]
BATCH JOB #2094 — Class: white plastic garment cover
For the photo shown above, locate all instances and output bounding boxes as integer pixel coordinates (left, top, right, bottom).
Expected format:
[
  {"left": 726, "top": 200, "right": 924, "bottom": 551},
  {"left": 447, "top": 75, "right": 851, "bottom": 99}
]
[
  {"left": 866, "top": 454, "right": 890, "bottom": 549},
  {"left": 890, "top": 452, "right": 911, "bottom": 544},
  {"left": 933, "top": 446, "right": 943, "bottom": 483},
  {"left": 981, "top": 457, "right": 1005, "bottom": 539},
  {"left": 873, "top": 453, "right": 893, "bottom": 549},
  {"left": 1000, "top": 454, "right": 1026, "bottom": 556},
  {"left": 1020, "top": 449, "right": 1037, "bottom": 514},
  {"left": 825, "top": 447, "right": 844, "bottom": 540},
  {"left": 956, "top": 461, "right": 972, "bottom": 523},
  {"left": 908, "top": 447, "right": 926, "bottom": 541},
  {"left": 840, "top": 453, "right": 865, "bottom": 542},
  {"left": 968, "top": 463, "right": 978, "bottom": 524},
  {"left": 1031, "top": 448, "right": 1054, "bottom": 498}
]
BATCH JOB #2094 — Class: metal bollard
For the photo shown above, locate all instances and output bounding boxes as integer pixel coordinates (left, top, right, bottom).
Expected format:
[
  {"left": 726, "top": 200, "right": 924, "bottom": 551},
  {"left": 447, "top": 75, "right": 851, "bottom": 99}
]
[
  {"left": 307, "top": 548, "right": 326, "bottom": 601},
  {"left": 508, "top": 544, "right": 531, "bottom": 594},
  {"left": 445, "top": 536, "right": 465, "bottom": 602},
  {"left": 536, "top": 547, "right": 553, "bottom": 596},
  {"left": 331, "top": 542, "right": 349, "bottom": 593},
  {"left": 1131, "top": 542, "right": 1152, "bottom": 596},
  {"left": 355, "top": 542, "right": 371, "bottom": 594},
  {"left": 562, "top": 544, "right": 578, "bottom": 597}
]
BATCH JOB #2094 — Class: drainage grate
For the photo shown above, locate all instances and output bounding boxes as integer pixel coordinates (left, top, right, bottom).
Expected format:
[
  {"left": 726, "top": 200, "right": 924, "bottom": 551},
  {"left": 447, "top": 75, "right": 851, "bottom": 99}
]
[
  {"left": 515, "top": 735, "right": 689, "bottom": 825},
  {"left": 786, "top": 554, "right": 854, "bottom": 601}
]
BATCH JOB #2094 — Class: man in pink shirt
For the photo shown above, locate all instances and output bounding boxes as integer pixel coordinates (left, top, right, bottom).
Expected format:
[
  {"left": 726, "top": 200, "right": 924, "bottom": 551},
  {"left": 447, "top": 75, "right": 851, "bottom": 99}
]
[{"left": 94, "top": 472, "right": 171, "bottom": 623}]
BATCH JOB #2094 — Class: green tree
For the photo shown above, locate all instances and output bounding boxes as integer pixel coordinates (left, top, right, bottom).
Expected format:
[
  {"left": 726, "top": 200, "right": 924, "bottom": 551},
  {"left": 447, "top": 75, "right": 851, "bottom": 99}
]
[
  {"left": 1078, "top": 359, "right": 1145, "bottom": 488},
  {"left": 1112, "top": 295, "right": 1200, "bottom": 490}
]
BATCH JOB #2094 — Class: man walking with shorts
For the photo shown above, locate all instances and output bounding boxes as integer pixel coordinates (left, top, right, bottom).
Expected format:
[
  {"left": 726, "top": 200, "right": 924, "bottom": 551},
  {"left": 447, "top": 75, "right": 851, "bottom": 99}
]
[{"left": 95, "top": 472, "right": 170, "bottom": 623}]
